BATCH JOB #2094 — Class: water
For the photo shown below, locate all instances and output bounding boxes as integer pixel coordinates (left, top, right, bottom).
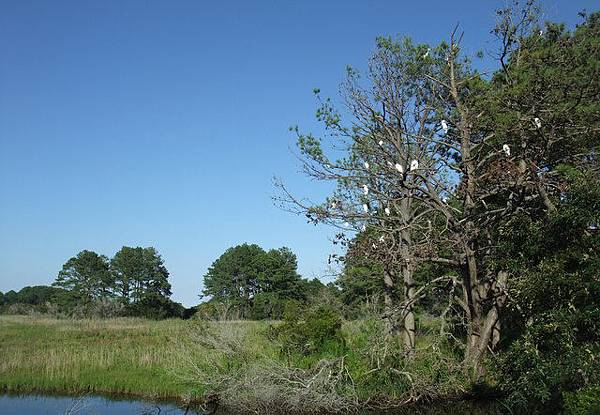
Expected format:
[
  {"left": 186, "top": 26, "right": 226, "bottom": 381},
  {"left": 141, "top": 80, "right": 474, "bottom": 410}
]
[
  {"left": 0, "top": 394, "right": 204, "bottom": 415},
  {"left": 0, "top": 393, "right": 504, "bottom": 414}
]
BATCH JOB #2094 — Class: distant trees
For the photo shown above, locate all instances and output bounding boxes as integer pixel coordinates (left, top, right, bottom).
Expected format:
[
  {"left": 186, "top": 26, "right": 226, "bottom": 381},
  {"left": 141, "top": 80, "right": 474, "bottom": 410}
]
[
  {"left": 110, "top": 246, "right": 173, "bottom": 317},
  {"left": 202, "top": 244, "right": 322, "bottom": 319},
  {"left": 45, "top": 246, "right": 181, "bottom": 318},
  {"left": 0, "top": 285, "right": 70, "bottom": 314},
  {"left": 54, "top": 250, "right": 113, "bottom": 301}
]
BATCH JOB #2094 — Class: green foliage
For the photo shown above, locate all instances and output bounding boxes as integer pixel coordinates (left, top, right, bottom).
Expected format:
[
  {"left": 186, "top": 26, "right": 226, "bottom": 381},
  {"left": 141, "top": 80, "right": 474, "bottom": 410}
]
[
  {"left": 564, "top": 386, "right": 600, "bottom": 415},
  {"left": 111, "top": 246, "right": 172, "bottom": 304},
  {"left": 270, "top": 303, "right": 346, "bottom": 359},
  {"left": 202, "top": 244, "right": 312, "bottom": 319},
  {"left": 494, "top": 175, "right": 600, "bottom": 412},
  {"left": 53, "top": 250, "right": 113, "bottom": 301},
  {"left": 125, "top": 293, "right": 184, "bottom": 319},
  {"left": 4, "top": 246, "right": 180, "bottom": 319},
  {"left": 202, "top": 244, "right": 266, "bottom": 316},
  {"left": 0, "top": 285, "right": 67, "bottom": 307},
  {"left": 110, "top": 246, "right": 175, "bottom": 317}
]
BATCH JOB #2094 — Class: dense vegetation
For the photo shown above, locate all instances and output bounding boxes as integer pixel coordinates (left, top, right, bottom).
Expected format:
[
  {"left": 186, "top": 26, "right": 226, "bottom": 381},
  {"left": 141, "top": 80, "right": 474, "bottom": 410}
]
[
  {"left": 1, "top": 246, "right": 186, "bottom": 319},
  {"left": 270, "top": 4, "right": 600, "bottom": 414},
  {"left": 1, "top": 243, "right": 327, "bottom": 321},
  {"left": 200, "top": 243, "right": 328, "bottom": 319}
]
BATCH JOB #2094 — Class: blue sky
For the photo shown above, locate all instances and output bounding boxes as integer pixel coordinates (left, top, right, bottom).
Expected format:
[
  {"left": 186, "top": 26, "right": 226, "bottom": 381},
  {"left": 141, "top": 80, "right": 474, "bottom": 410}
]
[{"left": 0, "top": 1, "right": 595, "bottom": 306}]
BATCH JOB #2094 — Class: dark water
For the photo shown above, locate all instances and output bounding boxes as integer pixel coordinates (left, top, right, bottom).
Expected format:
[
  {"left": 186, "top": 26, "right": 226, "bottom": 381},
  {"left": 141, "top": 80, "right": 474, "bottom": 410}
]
[{"left": 0, "top": 393, "right": 504, "bottom": 414}]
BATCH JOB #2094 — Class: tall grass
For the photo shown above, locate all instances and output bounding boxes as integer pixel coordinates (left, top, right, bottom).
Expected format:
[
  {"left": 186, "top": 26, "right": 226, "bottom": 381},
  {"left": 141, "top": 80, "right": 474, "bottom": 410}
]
[
  {"left": 0, "top": 315, "right": 268, "bottom": 401},
  {"left": 0, "top": 314, "right": 483, "bottom": 413}
]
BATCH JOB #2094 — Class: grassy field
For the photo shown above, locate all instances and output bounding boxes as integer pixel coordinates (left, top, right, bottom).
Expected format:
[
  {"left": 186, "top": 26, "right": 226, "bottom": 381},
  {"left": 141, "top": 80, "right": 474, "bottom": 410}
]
[
  {"left": 0, "top": 314, "right": 472, "bottom": 412},
  {"left": 0, "top": 315, "right": 272, "bottom": 402}
]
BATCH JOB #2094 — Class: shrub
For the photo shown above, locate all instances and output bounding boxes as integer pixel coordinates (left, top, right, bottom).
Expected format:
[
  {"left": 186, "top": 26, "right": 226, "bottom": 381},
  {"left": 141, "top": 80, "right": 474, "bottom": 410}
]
[
  {"left": 270, "top": 303, "right": 346, "bottom": 360},
  {"left": 564, "top": 386, "right": 600, "bottom": 415}
]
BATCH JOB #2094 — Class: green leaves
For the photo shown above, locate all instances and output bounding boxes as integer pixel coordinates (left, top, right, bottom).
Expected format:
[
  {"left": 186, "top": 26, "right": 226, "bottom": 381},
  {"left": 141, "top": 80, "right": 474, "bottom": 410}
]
[
  {"left": 202, "top": 244, "right": 306, "bottom": 319},
  {"left": 54, "top": 250, "right": 113, "bottom": 301}
]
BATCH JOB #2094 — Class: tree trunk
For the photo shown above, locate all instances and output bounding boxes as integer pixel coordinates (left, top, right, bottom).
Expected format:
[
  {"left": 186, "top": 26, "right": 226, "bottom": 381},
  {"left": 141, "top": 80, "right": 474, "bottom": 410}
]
[
  {"left": 398, "top": 217, "right": 416, "bottom": 356},
  {"left": 464, "top": 271, "right": 508, "bottom": 375},
  {"left": 401, "top": 258, "right": 416, "bottom": 355},
  {"left": 383, "top": 270, "right": 396, "bottom": 334}
]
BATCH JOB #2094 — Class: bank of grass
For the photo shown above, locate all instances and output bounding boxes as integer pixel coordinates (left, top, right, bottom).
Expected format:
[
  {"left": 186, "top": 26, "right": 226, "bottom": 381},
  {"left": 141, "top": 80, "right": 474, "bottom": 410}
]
[
  {"left": 0, "top": 315, "right": 273, "bottom": 402},
  {"left": 0, "top": 314, "right": 473, "bottom": 412}
]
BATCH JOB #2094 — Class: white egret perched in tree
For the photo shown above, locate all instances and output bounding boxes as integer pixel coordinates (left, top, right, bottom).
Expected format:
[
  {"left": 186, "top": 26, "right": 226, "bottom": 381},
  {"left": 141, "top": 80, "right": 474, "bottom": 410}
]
[
  {"left": 534, "top": 117, "right": 542, "bottom": 129},
  {"left": 363, "top": 203, "right": 369, "bottom": 213},
  {"left": 378, "top": 140, "right": 383, "bottom": 146},
  {"left": 423, "top": 48, "right": 430, "bottom": 58},
  {"left": 363, "top": 185, "right": 369, "bottom": 195},
  {"left": 385, "top": 207, "right": 391, "bottom": 216},
  {"left": 364, "top": 161, "right": 370, "bottom": 170},
  {"left": 410, "top": 160, "right": 419, "bottom": 171},
  {"left": 395, "top": 163, "right": 404, "bottom": 173},
  {"left": 441, "top": 119, "right": 449, "bottom": 134},
  {"left": 503, "top": 144, "right": 511, "bottom": 156}
]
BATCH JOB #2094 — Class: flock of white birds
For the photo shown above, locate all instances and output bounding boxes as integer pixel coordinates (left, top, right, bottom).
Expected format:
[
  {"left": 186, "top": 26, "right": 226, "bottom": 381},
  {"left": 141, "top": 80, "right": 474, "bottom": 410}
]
[{"left": 331, "top": 116, "right": 543, "bottom": 232}]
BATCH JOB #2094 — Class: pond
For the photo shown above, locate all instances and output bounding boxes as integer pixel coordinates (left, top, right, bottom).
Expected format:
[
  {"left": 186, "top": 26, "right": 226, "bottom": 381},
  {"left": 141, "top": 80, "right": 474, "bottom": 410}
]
[{"left": 0, "top": 393, "right": 504, "bottom": 414}]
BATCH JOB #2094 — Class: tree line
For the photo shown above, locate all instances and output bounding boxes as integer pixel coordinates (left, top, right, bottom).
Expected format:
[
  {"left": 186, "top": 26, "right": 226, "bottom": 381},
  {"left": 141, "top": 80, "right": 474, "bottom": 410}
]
[
  {"left": 1, "top": 243, "right": 331, "bottom": 320},
  {"left": 1, "top": 246, "right": 184, "bottom": 318}
]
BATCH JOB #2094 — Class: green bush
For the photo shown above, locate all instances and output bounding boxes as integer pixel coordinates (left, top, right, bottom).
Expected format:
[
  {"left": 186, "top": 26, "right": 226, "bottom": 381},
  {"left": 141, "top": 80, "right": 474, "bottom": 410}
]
[
  {"left": 270, "top": 303, "right": 346, "bottom": 359},
  {"left": 564, "top": 386, "right": 600, "bottom": 415}
]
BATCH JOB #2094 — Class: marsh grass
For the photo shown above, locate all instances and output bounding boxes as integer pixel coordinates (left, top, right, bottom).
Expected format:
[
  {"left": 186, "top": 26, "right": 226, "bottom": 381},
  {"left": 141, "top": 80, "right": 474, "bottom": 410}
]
[
  {"left": 0, "top": 314, "right": 472, "bottom": 412},
  {"left": 0, "top": 315, "right": 202, "bottom": 400}
]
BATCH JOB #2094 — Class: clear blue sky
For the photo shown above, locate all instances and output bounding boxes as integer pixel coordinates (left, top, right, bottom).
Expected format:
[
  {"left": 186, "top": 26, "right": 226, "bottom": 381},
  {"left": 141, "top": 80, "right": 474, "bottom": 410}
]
[{"left": 0, "top": 1, "right": 595, "bottom": 306}]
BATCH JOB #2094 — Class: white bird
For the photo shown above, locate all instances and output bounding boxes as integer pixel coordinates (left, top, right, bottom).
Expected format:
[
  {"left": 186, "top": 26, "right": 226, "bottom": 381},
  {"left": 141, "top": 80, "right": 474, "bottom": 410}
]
[
  {"left": 539, "top": 30, "right": 543, "bottom": 36},
  {"left": 441, "top": 119, "right": 449, "bottom": 133},
  {"left": 502, "top": 144, "right": 511, "bottom": 156},
  {"left": 385, "top": 207, "right": 391, "bottom": 216},
  {"left": 423, "top": 48, "right": 430, "bottom": 58},
  {"left": 361, "top": 224, "right": 366, "bottom": 231},
  {"left": 364, "top": 161, "right": 370, "bottom": 170},
  {"left": 372, "top": 243, "right": 377, "bottom": 249},
  {"left": 395, "top": 163, "right": 404, "bottom": 173},
  {"left": 363, "top": 185, "right": 369, "bottom": 195},
  {"left": 331, "top": 201, "right": 337, "bottom": 209},
  {"left": 378, "top": 140, "right": 384, "bottom": 146},
  {"left": 363, "top": 203, "right": 369, "bottom": 213},
  {"left": 534, "top": 117, "right": 542, "bottom": 129},
  {"left": 379, "top": 235, "right": 385, "bottom": 242},
  {"left": 410, "top": 159, "right": 419, "bottom": 171}
]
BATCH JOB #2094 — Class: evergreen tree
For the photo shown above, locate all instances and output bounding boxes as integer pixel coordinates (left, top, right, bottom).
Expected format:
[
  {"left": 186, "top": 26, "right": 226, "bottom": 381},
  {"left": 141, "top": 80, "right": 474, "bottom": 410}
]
[{"left": 53, "top": 250, "right": 113, "bottom": 301}]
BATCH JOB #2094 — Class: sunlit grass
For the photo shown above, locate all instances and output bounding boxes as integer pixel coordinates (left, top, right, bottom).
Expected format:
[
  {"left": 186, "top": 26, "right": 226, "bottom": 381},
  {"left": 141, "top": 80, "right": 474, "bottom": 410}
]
[
  {"left": 0, "top": 315, "right": 269, "bottom": 401},
  {"left": 0, "top": 314, "right": 470, "bottom": 410}
]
